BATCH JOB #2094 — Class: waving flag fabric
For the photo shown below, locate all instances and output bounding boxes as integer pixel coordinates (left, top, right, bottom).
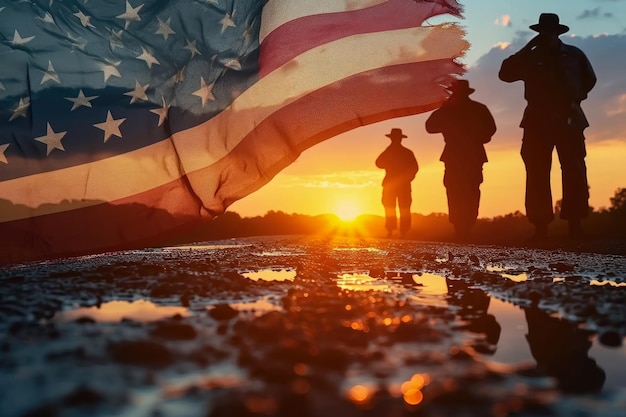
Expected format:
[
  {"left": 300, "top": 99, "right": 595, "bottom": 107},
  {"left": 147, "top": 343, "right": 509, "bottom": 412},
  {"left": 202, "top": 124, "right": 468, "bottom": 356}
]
[{"left": 0, "top": 0, "right": 467, "bottom": 264}]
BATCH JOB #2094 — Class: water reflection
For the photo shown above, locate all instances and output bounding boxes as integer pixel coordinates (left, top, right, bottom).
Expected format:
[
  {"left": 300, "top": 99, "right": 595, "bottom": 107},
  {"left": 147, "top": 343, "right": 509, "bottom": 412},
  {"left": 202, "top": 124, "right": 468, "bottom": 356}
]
[
  {"left": 54, "top": 300, "right": 190, "bottom": 323},
  {"left": 446, "top": 278, "right": 501, "bottom": 355},
  {"left": 240, "top": 268, "right": 296, "bottom": 282},
  {"left": 336, "top": 271, "right": 394, "bottom": 292},
  {"left": 524, "top": 306, "right": 606, "bottom": 393},
  {"left": 396, "top": 273, "right": 624, "bottom": 391},
  {"left": 230, "top": 297, "right": 283, "bottom": 315}
]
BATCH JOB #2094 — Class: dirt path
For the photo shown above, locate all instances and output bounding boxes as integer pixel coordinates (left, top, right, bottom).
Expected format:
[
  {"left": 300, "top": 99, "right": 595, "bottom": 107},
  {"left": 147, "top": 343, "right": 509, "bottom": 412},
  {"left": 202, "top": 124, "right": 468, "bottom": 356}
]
[{"left": 1, "top": 236, "right": 624, "bottom": 417}]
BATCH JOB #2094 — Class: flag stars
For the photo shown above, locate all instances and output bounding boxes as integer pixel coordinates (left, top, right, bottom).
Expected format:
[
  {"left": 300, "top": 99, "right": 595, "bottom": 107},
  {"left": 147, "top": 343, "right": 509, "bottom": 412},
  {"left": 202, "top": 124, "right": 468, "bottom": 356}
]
[
  {"left": 65, "top": 31, "right": 87, "bottom": 51},
  {"left": 74, "top": 10, "right": 95, "bottom": 28},
  {"left": 0, "top": 143, "right": 9, "bottom": 164},
  {"left": 108, "top": 28, "right": 124, "bottom": 49},
  {"left": 94, "top": 111, "right": 126, "bottom": 143},
  {"left": 124, "top": 80, "right": 149, "bottom": 104},
  {"left": 35, "top": 123, "right": 67, "bottom": 156},
  {"left": 100, "top": 60, "right": 121, "bottom": 83},
  {"left": 65, "top": 89, "right": 99, "bottom": 110},
  {"left": 37, "top": 12, "right": 55, "bottom": 24},
  {"left": 9, "top": 98, "right": 30, "bottom": 122},
  {"left": 136, "top": 46, "right": 160, "bottom": 68},
  {"left": 41, "top": 60, "right": 61, "bottom": 85},
  {"left": 220, "top": 13, "right": 236, "bottom": 34},
  {"left": 193, "top": 76, "right": 215, "bottom": 107},
  {"left": 117, "top": 1, "right": 143, "bottom": 30},
  {"left": 184, "top": 39, "right": 201, "bottom": 58},
  {"left": 10, "top": 30, "right": 35, "bottom": 46},
  {"left": 223, "top": 58, "right": 241, "bottom": 70},
  {"left": 156, "top": 17, "right": 175, "bottom": 40},
  {"left": 150, "top": 96, "right": 170, "bottom": 126}
]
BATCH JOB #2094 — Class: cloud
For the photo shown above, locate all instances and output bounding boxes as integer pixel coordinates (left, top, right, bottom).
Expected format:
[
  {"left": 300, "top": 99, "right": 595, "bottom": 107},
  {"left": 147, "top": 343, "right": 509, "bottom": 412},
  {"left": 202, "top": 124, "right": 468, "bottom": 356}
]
[
  {"left": 277, "top": 171, "right": 381, "bottom": 189},
  {"left": 577, "top": 7, "right": 613, "bottom": 19},
  {"left": 494, "top": 15, "right": 512, "bottom": 27}
]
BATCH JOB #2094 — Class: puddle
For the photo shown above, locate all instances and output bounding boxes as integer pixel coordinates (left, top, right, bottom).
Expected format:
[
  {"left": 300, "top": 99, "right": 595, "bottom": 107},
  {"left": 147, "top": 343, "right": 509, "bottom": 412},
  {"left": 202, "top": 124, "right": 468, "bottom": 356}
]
[
  {"left": 169, "top": 244, "right": 250, "bottom": 251},
  {"left": 253, "top": 250, "right": 305, "bottom": 257},
  {"left": 382, "top": 271, "right": 626, "bottom": 391},
  {"left": 552, "top": 277, "right": 626, "bottom": 287},
  {"left": 240, "top": 268, "right": 296, "bottom": 282},
  {"left": 230, "top": 296, "right": 283, "bottom": 315},
  {"left": 54, "top": 300, "right": 191, "bottom": 323},
  {"left": 501, "top": 272, "right": 528, "bottom": 282},
  {"left": 484, "top": 297, "right": 626, "bottom": 391},
  {"left": 589, "top": 280, "right": 626, "bottom": 287},
  {"left": 336, "top": 271, "right": 394, "bottom": 292},
  {"left": 333, "top": 247, "right": 387, "bottom": 254}
]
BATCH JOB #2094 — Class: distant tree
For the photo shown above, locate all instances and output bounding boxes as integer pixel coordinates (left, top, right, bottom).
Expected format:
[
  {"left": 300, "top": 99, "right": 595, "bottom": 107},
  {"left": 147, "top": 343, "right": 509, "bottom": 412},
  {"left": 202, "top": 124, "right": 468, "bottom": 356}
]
[
  {"left": 554, "top": 199, "right": 562, "bottom": 217},
  {"left": 610, "top": 188, "right": 626, "bottom": 212}
]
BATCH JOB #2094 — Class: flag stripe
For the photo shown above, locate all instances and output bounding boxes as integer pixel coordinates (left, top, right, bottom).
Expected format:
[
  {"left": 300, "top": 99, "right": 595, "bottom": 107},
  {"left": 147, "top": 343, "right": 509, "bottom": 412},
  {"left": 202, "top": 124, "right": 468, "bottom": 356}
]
[
  {"left": 0, "top": 24, "right": 466, "bottom": 222},
  {"left": 187, "top": 59, "right": 464, "bottom": 210},
  {"left": 0, "top": 58, "right": 461, "bottom": 264},
  {"left": 259, "top": 0, "right": 462, "bottom": 76},
  {"left": 259, "top": 0, "right": 461, "bottom": 42}
]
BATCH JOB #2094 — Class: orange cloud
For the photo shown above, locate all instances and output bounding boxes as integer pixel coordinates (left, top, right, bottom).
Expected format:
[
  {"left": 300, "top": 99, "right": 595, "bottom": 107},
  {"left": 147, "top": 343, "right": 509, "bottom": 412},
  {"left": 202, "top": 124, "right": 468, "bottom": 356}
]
[{"left": 494, "top": 15, "right": 511, "bottom": 27}]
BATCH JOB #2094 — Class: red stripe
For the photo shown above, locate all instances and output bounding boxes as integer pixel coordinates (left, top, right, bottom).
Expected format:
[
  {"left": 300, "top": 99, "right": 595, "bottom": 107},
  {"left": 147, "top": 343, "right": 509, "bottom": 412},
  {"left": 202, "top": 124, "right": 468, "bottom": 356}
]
[
  {"left": 190, "top": 59, "right": 464, "bottom": 206},
  {"left": 260, "top": 0, "right": 462, "bottom": 77}
]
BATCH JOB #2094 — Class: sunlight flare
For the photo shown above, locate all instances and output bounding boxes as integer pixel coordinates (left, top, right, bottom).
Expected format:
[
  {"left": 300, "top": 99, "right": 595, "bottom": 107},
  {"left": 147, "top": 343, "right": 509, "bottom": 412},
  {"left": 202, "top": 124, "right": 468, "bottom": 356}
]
[{"left": 335, "top": 199, "right": 362, "bottom": 222}]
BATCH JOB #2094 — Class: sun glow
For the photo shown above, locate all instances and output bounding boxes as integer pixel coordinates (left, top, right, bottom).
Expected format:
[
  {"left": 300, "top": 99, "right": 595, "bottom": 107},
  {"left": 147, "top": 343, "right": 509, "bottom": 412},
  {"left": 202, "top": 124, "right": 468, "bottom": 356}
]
[{"left": 334, "top": 199, "right": 362, "bottom": 222}]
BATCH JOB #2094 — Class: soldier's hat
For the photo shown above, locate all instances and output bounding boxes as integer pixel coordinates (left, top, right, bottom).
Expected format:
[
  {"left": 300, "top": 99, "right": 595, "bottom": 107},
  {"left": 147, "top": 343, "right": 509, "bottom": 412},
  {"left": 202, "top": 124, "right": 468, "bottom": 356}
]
[
  {"left": 446, "top": 79, "right": 475, "bottom": 96},
  {"left": 530, "top": 13, "right": 569, "bottom": 34},
  {"left": 385, "top": 128, "right": 407, "bottom": 140}
]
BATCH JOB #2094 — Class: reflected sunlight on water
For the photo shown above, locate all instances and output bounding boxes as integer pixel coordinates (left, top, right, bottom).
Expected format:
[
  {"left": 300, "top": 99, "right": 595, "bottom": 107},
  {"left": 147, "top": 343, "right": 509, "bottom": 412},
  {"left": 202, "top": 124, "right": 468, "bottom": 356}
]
[
  {"left": 336, "top": 271, "right": 394, "bottom": 292},
  {"left": 240, "top": 268, "right": 296, "bottom": 282},
  {"left": 230, "top": 297, "right": 283, "bottom": 315},
  {"left": 54, "top": 300, "right": 191, "bottom": 323}
]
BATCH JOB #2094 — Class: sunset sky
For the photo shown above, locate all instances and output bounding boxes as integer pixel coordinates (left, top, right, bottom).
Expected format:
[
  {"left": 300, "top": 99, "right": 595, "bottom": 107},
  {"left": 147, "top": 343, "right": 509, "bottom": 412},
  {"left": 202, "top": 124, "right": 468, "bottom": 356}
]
[{"left": 230, "top": 0, "right": 626, "bottom": 220}]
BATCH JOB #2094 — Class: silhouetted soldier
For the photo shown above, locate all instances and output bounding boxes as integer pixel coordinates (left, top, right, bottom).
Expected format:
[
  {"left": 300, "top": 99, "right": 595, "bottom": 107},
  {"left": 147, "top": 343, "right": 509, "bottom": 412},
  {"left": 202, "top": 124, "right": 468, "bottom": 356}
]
[
  {"left": 499, "top": 13, "right": 596, "bottom": 240},
  {"left": 375, "top": 128, "right": 418, "bottom": 238},
  {"left": 425, "top": 79, "right": 496, "bottom": 240}
]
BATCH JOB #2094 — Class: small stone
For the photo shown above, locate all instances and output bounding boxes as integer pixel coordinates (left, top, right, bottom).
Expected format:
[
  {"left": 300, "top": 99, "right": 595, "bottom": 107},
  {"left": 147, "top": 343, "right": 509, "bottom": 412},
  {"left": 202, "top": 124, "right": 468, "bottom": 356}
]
[
  {"left": 599, "top": 331, "right": 622, "bottom": 347},
  {"left": 209, "top": 304, "right": 239, "bottom": 321},
  {"left": 108, "top": 340, "right": 173, "bottom": 368},
  {"left": 151, "top": 321, "right": 197, "bottom": 340}
]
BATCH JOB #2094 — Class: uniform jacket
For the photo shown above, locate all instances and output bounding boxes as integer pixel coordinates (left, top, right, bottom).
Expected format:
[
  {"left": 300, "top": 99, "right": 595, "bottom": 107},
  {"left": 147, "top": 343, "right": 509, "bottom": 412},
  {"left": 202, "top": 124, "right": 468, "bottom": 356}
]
[
  {"left": 425, "top": 96, "right": 496, "bottom": 165},
  {"left": 375, "top": 143, "right": 418, "bottom": 187},
  {"left": 499, "top": 41, "right": 596, "bottom": 130}
]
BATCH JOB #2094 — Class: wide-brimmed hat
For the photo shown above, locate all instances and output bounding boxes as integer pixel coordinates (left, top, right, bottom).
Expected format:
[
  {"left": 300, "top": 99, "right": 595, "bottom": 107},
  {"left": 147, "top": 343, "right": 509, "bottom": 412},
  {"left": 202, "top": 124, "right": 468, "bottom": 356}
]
[
  {"left": 446, "top": 79, "right": 475, "bottom": 96},
  {"left": 385, "top": 128, "right": 407, "bottom": 140},
  {"left": 529, "top": 13, "right": 569, "bottom": 34}
]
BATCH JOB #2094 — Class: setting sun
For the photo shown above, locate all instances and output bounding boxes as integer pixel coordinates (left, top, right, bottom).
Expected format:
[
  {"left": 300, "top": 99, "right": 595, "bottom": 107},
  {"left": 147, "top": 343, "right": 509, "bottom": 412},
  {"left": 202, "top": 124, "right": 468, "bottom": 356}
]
[{"left": 335, "top": 199, "right": 362, "bottom": 222}]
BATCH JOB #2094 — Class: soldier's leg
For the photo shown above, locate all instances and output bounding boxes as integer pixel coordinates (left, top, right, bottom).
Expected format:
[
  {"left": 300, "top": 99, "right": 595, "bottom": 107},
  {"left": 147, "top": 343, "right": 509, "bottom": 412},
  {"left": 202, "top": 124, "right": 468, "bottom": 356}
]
[
  {"left": 556, "top": 130, "right": 589, "bottom": 221},
  {"left": 398, "top": 184, "right": 412, "bottom": 237},
  {"left": 521, "top": 132, "right": 555, "bottom": 229},
  {"left": 381, "top": 187, "right": 397, "bottom": 235}
]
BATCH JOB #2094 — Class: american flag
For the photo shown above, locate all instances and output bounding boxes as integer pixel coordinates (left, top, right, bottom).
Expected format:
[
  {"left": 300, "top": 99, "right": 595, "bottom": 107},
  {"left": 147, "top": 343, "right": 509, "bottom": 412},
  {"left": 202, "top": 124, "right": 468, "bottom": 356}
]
[{"left": 0, "top": 0, "right": 466, "bottom": 264}]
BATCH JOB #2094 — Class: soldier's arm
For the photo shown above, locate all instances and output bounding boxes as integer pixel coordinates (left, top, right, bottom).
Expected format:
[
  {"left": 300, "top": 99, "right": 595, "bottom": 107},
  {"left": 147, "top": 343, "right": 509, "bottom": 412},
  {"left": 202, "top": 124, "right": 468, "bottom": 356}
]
[
  {"left": 499, "top": 36, "right": 540, "bottom": 82},
  {"left": 580, "top": 52, "right": 597, "bottom": 99},
  {"left": 425, "top": 108, "right": 444, "bottom": 133}
]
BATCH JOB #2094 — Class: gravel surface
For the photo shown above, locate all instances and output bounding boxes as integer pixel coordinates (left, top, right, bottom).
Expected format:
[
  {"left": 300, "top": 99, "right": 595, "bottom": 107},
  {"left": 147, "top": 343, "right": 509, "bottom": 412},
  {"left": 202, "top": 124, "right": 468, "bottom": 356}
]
[{"left": 1, "top": 236, "right": 625, "bottom": 417}]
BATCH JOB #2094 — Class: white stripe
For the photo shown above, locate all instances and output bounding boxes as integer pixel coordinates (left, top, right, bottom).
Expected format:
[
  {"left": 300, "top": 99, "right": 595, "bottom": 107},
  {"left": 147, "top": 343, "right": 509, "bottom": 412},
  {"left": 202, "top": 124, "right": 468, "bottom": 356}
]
[
  {"left": 0, "top": 25, "right": 465, "bottom": 222},
  {"left": 260, "top": 0, "right": 388, "bottom": 42}
]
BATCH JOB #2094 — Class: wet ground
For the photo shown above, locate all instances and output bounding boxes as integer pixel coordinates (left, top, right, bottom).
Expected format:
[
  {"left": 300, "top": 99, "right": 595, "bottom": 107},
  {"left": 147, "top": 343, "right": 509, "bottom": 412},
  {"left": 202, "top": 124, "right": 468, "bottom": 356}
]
[{"left": 0, "top": 235, "right": 625, "bottom": 417}]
